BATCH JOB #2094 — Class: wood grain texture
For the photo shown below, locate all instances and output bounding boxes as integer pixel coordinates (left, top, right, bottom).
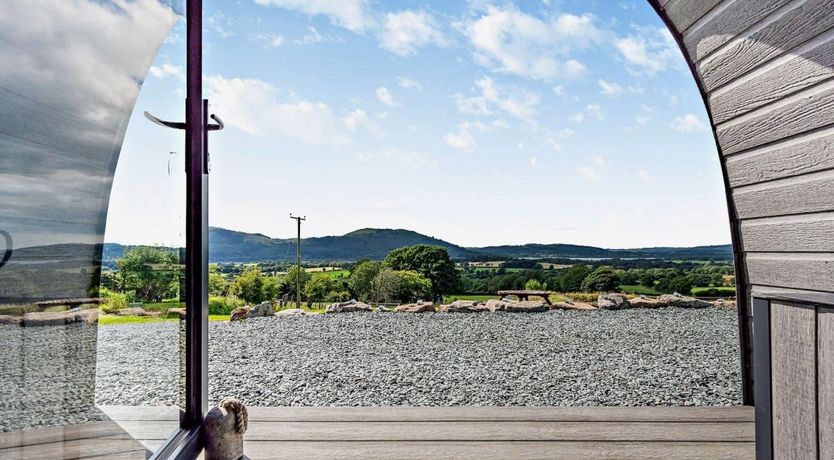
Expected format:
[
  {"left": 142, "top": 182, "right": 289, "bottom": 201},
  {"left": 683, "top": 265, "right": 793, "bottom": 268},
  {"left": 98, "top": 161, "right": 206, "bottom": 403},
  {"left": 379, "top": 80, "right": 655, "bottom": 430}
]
[
  {"left": 0, "top": 421, "right": 130, "bottom": 449},
  {"left": 747, "top": 254, "right": 834, "bottom": 292},
  {"left": 241, "top": 441, "right": 755, "bottom": 460},
  {"left": 820, "top": 307, "right": 834, "bottom": 460},
  {"left": 741, "top": 215, "right": 834, "bottom": 252},
  {"left": 698, "top": 0, "right": 834, "bottom": 92},
  {"left": 716, "top": 84, "right": 834, "bottom": 156},
  {"left": 684, "top": 0, "right": 792, "bottom": 62},
  {"left": 117, "top": 420, "right": 754, "bottom": 443},
  {"left": 664, "top": 0, "right": 723, "bottom": 32},
  {"left": 770, "top": 301, "right": 817, "bottom": 459},
  {"left": 100, "top": 404, "right": 755, "bottom": 423},
  {"left": 726, "top": 130, "right": 834, "bottom": 187},
  {"left": 733, "top": 171, "right": 834, "bottom": 219},
  {"left": 711, "top": 34, "right": 834, "bottom": 124}
]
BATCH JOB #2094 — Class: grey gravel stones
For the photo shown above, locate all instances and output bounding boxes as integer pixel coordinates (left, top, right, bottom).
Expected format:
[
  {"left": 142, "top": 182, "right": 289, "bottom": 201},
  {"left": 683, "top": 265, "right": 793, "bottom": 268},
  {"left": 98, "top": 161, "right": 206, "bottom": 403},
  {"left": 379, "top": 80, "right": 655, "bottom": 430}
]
[{"left": 95, "top": 307, "right": 742, "bottom": 408}]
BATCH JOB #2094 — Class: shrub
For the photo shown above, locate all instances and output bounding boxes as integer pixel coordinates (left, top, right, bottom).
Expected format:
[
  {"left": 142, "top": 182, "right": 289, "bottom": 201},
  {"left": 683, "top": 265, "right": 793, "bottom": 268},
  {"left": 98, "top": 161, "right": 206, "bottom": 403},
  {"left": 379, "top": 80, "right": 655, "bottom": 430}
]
[
  {"left": 208, "top": 296, "right": 245, "bottom": 315},
  {"left": 100, "top": 288, "right": 127, "bottom": 314},
  {"left": 581, "top": 266, "right": 619, "bottom": 292}
]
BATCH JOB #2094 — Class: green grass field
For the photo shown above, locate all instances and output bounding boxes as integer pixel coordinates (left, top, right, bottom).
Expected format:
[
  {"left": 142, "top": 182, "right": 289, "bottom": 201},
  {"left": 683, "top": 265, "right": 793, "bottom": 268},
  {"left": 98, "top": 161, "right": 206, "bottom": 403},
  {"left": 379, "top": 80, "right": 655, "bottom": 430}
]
[
  {"left": 618, "top": 284, "right": 660, "bottom": 295},
  {"left": 443, "top": 294, "right": 496, "bottom": 303},
  {"left": 309, "top": 269, "right": 350, "bottom": 279},
  {"left": 99, "top": 313, "right": 228, "bottom": 326}
]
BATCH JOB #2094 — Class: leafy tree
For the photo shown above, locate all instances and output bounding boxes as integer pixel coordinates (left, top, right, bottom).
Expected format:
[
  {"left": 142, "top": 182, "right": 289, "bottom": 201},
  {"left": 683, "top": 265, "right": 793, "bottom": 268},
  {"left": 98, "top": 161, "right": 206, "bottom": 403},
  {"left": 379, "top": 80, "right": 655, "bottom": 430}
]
[
  {"left": 383, "top": 245, "right": 460, "bottom": 299},
  {"left": 116, "top": 247, "right": 179, "bottom": 302},
  {"left": 230, "top": 267, "right": 278, "bottom": 304},
  {"left": 371, "top": 268, "right": 432, "bottom": 303},
  {"left": 348, "top": 260, "right": 381, "bottom": 301},
  {"left": 555, "top": 264, "right": 591, "bottom": 292},
  {"left": 580, "top": 266, "right": 619, "bottom": 292},
  {"left": 524, "top": 279, "right": 545, "bottom": 290},
  {"left": 208, "top": 265, "right": 228, "bottom": 297}
]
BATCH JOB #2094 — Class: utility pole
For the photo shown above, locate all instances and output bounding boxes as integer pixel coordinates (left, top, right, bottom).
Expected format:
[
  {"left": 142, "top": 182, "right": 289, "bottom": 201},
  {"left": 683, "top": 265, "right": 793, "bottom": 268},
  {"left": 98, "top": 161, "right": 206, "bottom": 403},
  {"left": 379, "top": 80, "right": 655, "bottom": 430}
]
[{"left": 290, "top": 214, "right": 306, "bottom": 308}]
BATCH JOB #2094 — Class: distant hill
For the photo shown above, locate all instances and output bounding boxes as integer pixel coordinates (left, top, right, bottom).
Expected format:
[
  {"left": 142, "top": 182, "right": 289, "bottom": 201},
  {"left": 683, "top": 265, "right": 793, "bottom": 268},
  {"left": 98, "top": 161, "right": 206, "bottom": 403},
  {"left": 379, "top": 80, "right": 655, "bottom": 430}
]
[
  {"left": 104, "top": 227, "right": 478, "bottom": 263},
  {"left": 472, "top": 243, "right": 733, "bottom": 261}
]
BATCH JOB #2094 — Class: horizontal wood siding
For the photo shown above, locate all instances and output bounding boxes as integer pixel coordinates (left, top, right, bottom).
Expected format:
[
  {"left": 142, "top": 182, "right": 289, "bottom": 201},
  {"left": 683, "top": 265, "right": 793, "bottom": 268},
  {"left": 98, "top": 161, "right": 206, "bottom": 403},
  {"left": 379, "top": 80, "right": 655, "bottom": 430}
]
[
  {"left": 733, "top": 171, "right": 834, "bottom": 219},
  {"left": 663, "top": 0, "right": 723, "bottom": 33},
  {"left": 684, "top": 0, "right": 792, "bottom": 63},
  {"left": 770, "top": 301, "right": 817, "bottom": 459},
  {"left": 725, "top": 129, "right": 834, "bottom": 187},
  {"left": 698, "top": 0, "right": 834, "bottom": 92},
  {"left": 746, "top": 254, "right": 834, "bottom": 292},
  {"left": 716, "top": 83, "right": 834, "bottom": 155},
  {"left": 710, "top": 33, "right": 834, "bottom": 124},
  {"left": 741, "top": 215, "right": 834, "bottom": 252}
]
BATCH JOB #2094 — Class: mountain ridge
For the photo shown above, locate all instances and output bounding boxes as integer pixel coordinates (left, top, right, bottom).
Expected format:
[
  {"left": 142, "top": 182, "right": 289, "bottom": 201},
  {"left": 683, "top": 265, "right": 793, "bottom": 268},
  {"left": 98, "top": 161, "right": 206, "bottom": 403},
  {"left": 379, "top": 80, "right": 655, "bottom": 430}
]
[{"left": 102, "top": 226, "right": 732, "bottom": 263}]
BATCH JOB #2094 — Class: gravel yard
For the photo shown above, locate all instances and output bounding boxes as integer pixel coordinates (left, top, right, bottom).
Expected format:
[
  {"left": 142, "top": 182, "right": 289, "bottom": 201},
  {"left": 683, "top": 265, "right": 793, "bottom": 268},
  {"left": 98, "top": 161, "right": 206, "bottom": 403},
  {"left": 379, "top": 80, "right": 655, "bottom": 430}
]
[{"left": 95, "top": 308, "right": 741, "bottom": 407}]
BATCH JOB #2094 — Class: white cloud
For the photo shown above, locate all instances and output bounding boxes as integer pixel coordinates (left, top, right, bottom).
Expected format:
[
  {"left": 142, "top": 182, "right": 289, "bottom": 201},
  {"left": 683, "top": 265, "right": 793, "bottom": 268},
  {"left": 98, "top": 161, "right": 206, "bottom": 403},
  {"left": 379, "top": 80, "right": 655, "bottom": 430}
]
[
  {"left": 381, "top": 10, "right": 448, "bottom": 56},
  {"left": 454, "top": 77, "right": 540, "bottom": 123},
  {"left": 615, "top": 26, "right": 680, "bottom": 75},
  {"left": 553, "top": 85, "right": 566, "bottom": 96},
  {"left": 545, "top": 128, "right": 574, "bottom": 150},
  {"left": 569, "top": 113, "right": 585, "bottom": 123},
  {"left": 530, "top": 156, "right": 538, "bottom": 167},
  {"left": 638, "top": 170, "right": 654, "bottom": 182},
  {"left": 253, "top": 33, "right": 285, "bottom": 48},
  {"left": 635, "top": 114, "right": 651, "bottom": 125},
  {"left": 460, "top": 6, "right": 603, "bottom": 80},
  {"left": 255, "top": 0, "right": 372, "bottom": 33},
  {"left": 206, "top": 75, "right": 350, "bottom": 144},
  {"left": 397, "top": 76, "right": 422, "bottom": 90},
  {"left": 207, "top": 12, "right": 235, "bottom": 38},
  {"left": 149, "top": 63, "right": 184, "bottom": 80},
  {"left": 291, "top": 26, "right": 343, "bottom": 45},
  {"left": 577, "top": 166, "right": 597, "bottom": 180},
  {"left": 444, "top": 122, "right": 476, "bottom": 150},
  {"left": 443, "top": 120, "right": 507, "bottom": 150},
  {"left": 598, "top": 79, "right": 624, "bottom": 97},
  {"left": 342, "top": 108, "right": 384, "bottom": 137},
  {"left": 375, "top": 86, "right": 396, "bottom": 107},
  {"left": 670, "top": 113, "right": 706, "bottom": 133},
  {"left": 591, "top": 155, "right": 606, "bottom": 167},
  {"left": 586, "top": 103, "right": 604, "bottom": 120}
]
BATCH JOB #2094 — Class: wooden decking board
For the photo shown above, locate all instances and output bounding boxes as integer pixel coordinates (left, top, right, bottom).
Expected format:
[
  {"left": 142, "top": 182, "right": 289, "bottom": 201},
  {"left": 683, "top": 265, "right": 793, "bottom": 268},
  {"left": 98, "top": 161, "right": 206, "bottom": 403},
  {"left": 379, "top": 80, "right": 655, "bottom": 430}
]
[
  {"left": 240, "top": 441, "right": 755, "bottom": 460},
  {"left": 3, "top": 406, "right": 753, "bottom": 458},
  {"left": 115, "top": 420, "right": 754, "bottom": 443}
]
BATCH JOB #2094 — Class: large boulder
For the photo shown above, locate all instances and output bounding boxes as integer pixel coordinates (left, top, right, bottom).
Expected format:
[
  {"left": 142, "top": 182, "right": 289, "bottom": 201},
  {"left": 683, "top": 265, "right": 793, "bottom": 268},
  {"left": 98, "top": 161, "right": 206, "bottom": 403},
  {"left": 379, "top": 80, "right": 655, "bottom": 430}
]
[
  {"left": 597, "top": 293, "right": 630, "bottom": 310},
  {"left": 711, "top": 299, "right": 737, "bottom": 309},
  {"left": 230, "top": 306, "right": 250, "bottom": 321},
  {"left": 275, "top": 308, "right": 308, "bottom": 316},
  {"left": 658, "top": 294, "right": 712, "bottom": 309},
  {"left": 438, "top": 300, "right": 489, "bottom": 313},
  {"left": 115, "top": 307, "right": 160, "bottom": 317},
  {"left": 551, "top": 300, "right": 596, "bottom": 310},
  {"left": 247, "top": 301, "right": 274, "bottom": 318},
  {"left": 395, "top": 302, "right": 435, "bottom": 313},
  {"left": 629, "top": 296, "right": 667, "bottom": 309},
  {"left": 325, "top": 299, "right": 372, "bottom": 313},
  {"left": 486, "top": 299, "right": 548, "bottom": 312},
  {"left": 20, "top": 308, "right": 98, "bottom": 327}
]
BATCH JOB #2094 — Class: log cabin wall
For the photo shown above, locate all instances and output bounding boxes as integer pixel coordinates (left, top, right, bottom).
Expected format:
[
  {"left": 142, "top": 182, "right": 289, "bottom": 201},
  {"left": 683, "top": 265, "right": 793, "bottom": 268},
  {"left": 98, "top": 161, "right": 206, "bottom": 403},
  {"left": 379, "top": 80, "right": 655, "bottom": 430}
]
[{"left": 652, "top": 0, "right": 834, "bottom": 457}]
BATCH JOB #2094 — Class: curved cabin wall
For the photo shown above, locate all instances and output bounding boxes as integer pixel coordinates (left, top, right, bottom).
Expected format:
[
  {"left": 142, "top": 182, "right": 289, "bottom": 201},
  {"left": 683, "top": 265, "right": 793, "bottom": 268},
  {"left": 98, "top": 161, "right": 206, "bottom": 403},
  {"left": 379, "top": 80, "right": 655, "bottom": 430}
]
[{"left": 653, "top": 0, "right": 834, "bottom": 457}]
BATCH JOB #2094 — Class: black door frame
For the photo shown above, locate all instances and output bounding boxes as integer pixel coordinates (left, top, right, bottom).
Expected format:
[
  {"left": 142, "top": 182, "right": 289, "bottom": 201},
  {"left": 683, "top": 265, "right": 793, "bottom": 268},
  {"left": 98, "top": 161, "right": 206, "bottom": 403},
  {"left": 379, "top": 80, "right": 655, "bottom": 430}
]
[{"left": 150, "top": 0, "right": 209, "bottom": 457}]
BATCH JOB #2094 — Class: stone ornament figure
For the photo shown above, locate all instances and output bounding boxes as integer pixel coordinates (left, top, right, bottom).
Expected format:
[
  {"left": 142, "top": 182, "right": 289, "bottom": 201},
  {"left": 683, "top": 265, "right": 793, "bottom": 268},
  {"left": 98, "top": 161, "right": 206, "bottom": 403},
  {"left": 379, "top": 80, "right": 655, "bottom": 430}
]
[{"left": 204, "top": 398, "right": 250, "bottom": 460}]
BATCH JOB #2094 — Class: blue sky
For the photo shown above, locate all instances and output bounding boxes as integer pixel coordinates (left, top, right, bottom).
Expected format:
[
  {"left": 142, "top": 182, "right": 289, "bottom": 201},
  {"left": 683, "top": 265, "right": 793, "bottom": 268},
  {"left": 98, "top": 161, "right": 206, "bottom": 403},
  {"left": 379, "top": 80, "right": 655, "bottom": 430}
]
[{"left": 106, "top": 0, "right": 730, "bottom": 249}]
